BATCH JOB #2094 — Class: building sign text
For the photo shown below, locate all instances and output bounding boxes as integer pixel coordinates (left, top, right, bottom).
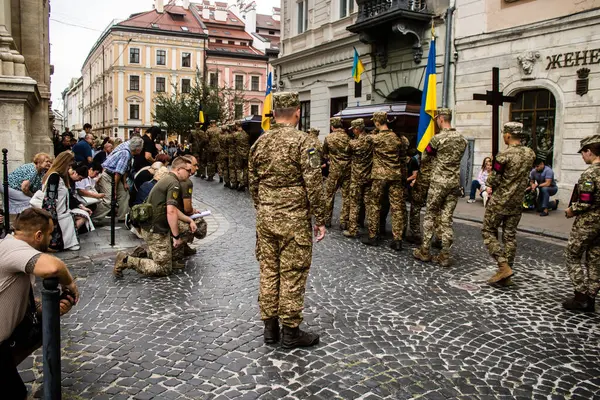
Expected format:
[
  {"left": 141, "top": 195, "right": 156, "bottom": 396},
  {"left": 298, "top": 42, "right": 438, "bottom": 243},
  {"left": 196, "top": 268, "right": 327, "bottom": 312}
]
[{"left": 546, "top": 49, "right": 600, "bottom": 70}]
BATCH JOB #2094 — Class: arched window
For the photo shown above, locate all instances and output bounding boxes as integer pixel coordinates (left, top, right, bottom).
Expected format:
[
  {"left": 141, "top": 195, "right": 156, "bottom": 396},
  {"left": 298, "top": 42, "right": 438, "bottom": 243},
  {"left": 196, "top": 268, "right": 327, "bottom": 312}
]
[{"left": 510, "top": 89, "right": 556, "bottom": 166}]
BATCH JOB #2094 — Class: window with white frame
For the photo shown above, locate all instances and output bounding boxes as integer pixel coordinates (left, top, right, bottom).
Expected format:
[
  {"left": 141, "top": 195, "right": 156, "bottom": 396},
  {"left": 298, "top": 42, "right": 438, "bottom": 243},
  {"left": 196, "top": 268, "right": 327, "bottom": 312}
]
[
  {"left": 156, "top": 50, "right": 166, "bottom": 66},
  {"left": 209, "top": 72, "right": 219, "bottom": 88},
  {"left": 130, "top": 48, "right": 140, "bottom": 64},
  {"left": 251, "top": 76, "right": 260, "bottom": 92},
  {"left": 235, "top": 75, "right": 244, "bottom": 90},
  {"left": 181, "top": 79, "right": 191, "bottom": 93},
  {"left": 297, "top": 0, "right": 308, "bottom": 34},
  {"left": 250, "top": 104, "right": 259, "bottom": 115},
  {"left": 129, "top": 75, "right": 140, "bottom": 91},
  {"left": 182, "top": 52, "right": 191, "bottom": 68},
  {"left": 340, "top": 0, "right": 355, "bottom": 18},
  {"left": 156, "top": 77, "right": 166, "bottom": 93},
  {"left": 130, "top": 104, "right": 140, "bottom": 120},
  {"left": 234, "top": 103, "right": 244, "bottom": 119}
]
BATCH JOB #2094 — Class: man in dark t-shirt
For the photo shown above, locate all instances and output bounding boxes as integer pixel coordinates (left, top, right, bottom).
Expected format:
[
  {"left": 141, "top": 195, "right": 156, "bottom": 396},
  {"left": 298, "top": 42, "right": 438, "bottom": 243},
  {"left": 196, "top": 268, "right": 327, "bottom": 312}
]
[{"left": 133, "top": 129, "right": 159, "bottom": 173}]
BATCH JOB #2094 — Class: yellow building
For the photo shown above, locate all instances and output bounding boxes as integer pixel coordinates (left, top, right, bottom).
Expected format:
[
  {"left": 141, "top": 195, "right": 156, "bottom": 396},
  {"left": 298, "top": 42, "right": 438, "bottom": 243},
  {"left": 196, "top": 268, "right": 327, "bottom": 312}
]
[{"left": 82, "top": 1, "right": 207, "bottom": 139}]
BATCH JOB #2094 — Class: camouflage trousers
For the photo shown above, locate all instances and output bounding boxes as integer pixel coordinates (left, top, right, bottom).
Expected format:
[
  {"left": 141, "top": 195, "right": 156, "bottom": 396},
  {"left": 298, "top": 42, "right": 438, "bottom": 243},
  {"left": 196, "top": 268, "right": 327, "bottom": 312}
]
[
  {"left": 126, "top": 229, "right": 172, "bottom": 277},
  {"left": 368, "top": 179, "right": 405, "bottom": 240},
  {"left": 482, "top": 210, "right": 522, "bottom": 266},
  {"left": 235, "top": 158, "right": 249, "bottom": 188},
  {"left": 196, "top": 149, "right": 207, "bottom": 177},
  {"left": 255, "top": 219, "right": 313, "bottom": 328},
  {"left": 207, "top": 152, "right": 219, "bottom": 179},
  {"left": 565, "top": 215, "right": 600, "bottom": 296},
  {"left": 347, "top": 178, "right": 372, "bottom": 236},
  {"left": 324, "top": 163, "right": 351, "bottom": 226},
  {"left": 228, "top": 155, "right": 238, "bottom": 187},
  {"left": 421, "top": 184, "right": 459, "bottom": 252},
  {"left": 172, "top": 217, "right": 208, "bottom": 260},
  {"left": 218, "top": 156, "right": 229, "bottom": 183}
]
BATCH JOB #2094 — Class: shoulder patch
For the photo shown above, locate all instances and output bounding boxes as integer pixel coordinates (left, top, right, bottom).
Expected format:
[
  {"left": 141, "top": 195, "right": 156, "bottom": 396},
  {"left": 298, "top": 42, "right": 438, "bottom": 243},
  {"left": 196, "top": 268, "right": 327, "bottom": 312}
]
[
  {"left": 188, "top": 188, "right": 193, "bottom": 194},
  {"left": 425, "top": 144, "right": 437, "bottom": 156},
  {"left": 307, "top": 148, "right": 320, "bottom": 169},
  {"left": 172, "top": 191, "right": 179, "bottom": 199}
]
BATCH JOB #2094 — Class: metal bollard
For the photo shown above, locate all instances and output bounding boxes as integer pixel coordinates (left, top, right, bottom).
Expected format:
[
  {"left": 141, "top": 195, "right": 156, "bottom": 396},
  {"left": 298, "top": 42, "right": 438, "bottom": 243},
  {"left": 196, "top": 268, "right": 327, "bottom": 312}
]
[
  {"left": 2, "top": 148, "right": 10, "bottom": 233},
  {"left": 110, "top": 174, "right": 116, "bottom": 246},
  {"left": 42, "top": 277, "right": 61, "bottom": 400}
]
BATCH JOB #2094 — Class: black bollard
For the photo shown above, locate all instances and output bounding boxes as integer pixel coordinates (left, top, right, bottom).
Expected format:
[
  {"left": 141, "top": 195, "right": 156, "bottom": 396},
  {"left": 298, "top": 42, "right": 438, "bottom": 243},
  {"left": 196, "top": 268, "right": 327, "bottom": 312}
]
[
  {"left": 110, "top": 174, "right": 116, "bottom": 246},
  {"left": 42, "top": 277, "right": 61, "bottom": 400},
  {"left": 2, "top": 148, "right": 9, "bottom": 232}
]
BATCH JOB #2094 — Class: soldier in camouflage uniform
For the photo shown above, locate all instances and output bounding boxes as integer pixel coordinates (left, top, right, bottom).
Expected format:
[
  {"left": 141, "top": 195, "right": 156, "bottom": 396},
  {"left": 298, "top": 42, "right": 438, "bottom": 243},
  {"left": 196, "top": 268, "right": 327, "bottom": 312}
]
[
  {"left": 227, "top": 124, "right": 239, "bottom": 190},
  {"left": 217, "top": 124, "right": 231, "bottom": 187},
  {"left": 362, "top": 111, "right": 407, "bottom": 250},
  {"left": 481, "top": 122, "right": 536, "bottom": 285},
  {"left": 191, "top": 122, "right": 208, "bottom": 179},
  {"left": 234, "top": 121, "right": 250, "bottom": 191},
  {"left": 563, "top": 135, "right": 600, "bottom": 312},
  {"left": 343, "top": 119, "right": 373, "bottom": 238},
  {"left": 323, "top": 117, "right": 352, "bottom": 229},
  {"left": 113, "top": 158, "right": 198, "bottom": 278},
  {"left": 249, "top": 92, "right": 326, "bottom": 349},
  {"left": 414, "top": 108, "right": 467, "bottom": 267},
  {"left": 206, "top": 120, "right": 221, "bottom": 181}
]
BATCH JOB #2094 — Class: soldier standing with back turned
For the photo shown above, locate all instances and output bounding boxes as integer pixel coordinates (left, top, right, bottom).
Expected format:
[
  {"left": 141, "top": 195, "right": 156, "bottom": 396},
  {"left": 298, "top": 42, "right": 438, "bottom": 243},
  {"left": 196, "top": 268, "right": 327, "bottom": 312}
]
[
  {"left": 234, "top": 121, "right": 250, "bottom": 192},
  {"left": 249, "top": 92, "right": 326, "bottom": 349},
  {"left": 414, "top": 108, "right": 467, "bottom": 267},
  {"left": 191, "top": 122, "right": 208, "bottom": 179},
  {"left": 206, "top": 120, "right": 221, "bottom": 182},
  {"left": 323, "top": 117, "right": 352, "bottom": 229},
  {"left": 563, "top": 134, "right": 600, "bottom": 312},
  {"left": 481, "top": 122, "right": 535, "bottom": 286}
]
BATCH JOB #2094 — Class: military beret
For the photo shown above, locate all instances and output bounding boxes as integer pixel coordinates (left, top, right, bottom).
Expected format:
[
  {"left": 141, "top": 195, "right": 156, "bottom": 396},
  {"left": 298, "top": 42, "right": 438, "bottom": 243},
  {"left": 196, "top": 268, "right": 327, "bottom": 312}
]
[
  {"left": 503, "top": 122, "right": 524, "bottom": 137},
  {"left": 372, "top": 112, "right": 388, "bottom": 124},
  {"left": 350, "top": 118, "right": 365, "bottom": 129},
  {"left": 435, "top": 108, "right": 453, "bottom": 117},
  {"left": 578, "top": 134, "right": 600, "bottom": 153},
  {"left": 273, "top": 92, "right": 300, "bottom": 109}
]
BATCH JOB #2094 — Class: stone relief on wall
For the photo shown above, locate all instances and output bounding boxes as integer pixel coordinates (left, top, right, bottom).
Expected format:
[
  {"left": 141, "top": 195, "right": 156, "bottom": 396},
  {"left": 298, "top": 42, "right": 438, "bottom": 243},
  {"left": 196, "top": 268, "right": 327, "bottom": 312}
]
[{"left": 517, "top": 51, "right": 541, "bottom": 76}]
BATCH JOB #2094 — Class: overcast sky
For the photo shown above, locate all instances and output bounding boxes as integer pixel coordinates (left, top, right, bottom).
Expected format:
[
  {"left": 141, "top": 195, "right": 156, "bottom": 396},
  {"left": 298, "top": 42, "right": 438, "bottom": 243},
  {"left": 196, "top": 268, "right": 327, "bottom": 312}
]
[{"left": 50, "top": 0, "right": 280, "bottom": 110}]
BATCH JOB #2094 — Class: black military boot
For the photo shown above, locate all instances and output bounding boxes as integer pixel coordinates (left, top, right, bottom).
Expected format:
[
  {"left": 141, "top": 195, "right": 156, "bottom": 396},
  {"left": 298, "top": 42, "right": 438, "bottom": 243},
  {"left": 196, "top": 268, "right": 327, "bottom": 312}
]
[
  {"left": 224, "top": 182, "right": 231, "bottom": 188},
  {"left": 263, "top": 318, "right": 280, "bottom": 344},
  {"left": 230, "top": 183, "right": 238, "bottom": 190},
  {"left": 405, "top": 234, "right": 422, "bottom": 245},
  {"left": 563, "top": 292, "right": 596, "bottom": 312},
  {"left": 432, "top": 237, "right": 443, "bottom": 250},
  {"left": 207, "top": 177, "right": 214, "bottom": 182},
  {"left": 281, "top": 326, "right": 319, "bottom": 349},
  {"left": 237, "top": 185, "right": 246, "bottom": 192},
  {"left": 339, "top": 222, "right": 348, "bottom": 231},
  {"left": 361, "top": 236, "right": 378, "bottom": 246},
  {"left": 219, "top": 177, "right": 224, "bottom": 183},
  {"left": 389, "top": 240, "right": 403, "bottom": 251}
]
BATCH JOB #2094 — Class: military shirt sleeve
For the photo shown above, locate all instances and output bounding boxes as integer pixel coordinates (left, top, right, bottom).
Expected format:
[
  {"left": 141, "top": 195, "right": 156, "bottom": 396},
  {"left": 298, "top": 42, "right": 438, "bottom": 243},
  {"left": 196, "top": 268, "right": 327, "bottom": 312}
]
[
  {"left": 322, "top": 138, "right": 330, "bottom": 159},
  {"left": 571, "top": 170, "right": 596, "bottom": 215},
  {"left": 248, "top": 143, "right": 260, "bottom": 208},
  {"left": 166, "top": 181, "right": 181, "bottom": 207},
  {"left": 180, "top": 180, "right": 193, "bottom": 199},
  {"left": 425, "top": 135, "right": 439, "bottom": 156},
  {"left": 487, "top": 152, "right": 508, "bottom": 190},
  {"left": 301, "top": 137, "right": 326, "bottom": 226}
]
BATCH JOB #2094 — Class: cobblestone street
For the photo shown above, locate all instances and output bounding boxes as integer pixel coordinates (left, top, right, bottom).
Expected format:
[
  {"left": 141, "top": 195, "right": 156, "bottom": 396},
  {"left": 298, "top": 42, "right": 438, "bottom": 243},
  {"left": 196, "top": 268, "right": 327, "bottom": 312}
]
[{"left": 22, "top": 177, "right": 600, "bottom": 400}]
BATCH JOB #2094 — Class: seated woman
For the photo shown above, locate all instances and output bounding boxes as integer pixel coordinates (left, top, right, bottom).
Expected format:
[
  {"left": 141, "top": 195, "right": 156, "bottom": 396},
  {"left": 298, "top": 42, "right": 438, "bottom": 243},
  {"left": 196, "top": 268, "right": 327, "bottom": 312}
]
[
  {"left": 75, "top": 163, "right": 105, "bottom": 207},
  {"left": 38, "top": 152, "right": 93, "bottom": 251},
  {"left": 468, "top": 156, "right": 492, "bottom": 206},
  {"left": 7, "top": 153, "right": 52, "bottom": 214}
]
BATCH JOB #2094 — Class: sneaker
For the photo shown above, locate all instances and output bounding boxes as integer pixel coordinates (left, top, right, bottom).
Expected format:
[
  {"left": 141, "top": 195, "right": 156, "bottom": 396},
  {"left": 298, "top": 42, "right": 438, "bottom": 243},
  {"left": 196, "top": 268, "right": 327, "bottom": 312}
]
[
  {"left": 130, "top": 226, "right": 143, "bottom": 239},
  {"left": 553, "top": 200, "right": 560, "bottom": 211},
  {"left": 540, "top": 211, "right": 549, "bottom": 217},
  {"left": 124, "top": 213, "right": 132, "bottom": 230},
  {"left": 467, "top": 199, "right": 476, "bottom": 204},
  {"left": 67, "top": 245, "right": 80, "bottom": 251}
]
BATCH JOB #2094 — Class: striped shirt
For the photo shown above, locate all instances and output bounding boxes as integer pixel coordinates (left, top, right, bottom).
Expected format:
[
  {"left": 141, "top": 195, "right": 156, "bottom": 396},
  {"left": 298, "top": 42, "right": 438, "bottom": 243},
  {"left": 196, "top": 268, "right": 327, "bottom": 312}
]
[{"left": 102, "top": 142, "right": 132, "bottom": 175}]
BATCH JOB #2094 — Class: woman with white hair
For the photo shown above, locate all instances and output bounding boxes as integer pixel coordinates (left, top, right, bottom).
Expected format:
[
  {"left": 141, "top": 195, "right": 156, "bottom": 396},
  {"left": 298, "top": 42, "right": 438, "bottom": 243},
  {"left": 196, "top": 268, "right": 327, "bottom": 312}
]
[{"left": 7, "top": 153, "right": 52, "bottom": 214}]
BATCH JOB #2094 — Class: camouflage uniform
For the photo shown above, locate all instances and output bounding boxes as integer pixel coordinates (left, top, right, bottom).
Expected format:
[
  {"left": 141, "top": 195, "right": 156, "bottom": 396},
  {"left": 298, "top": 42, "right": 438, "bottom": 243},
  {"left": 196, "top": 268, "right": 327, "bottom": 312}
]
[
  {"left": 482, "top": 123, "right": 536, "bottom": 269},
  {"left": 409, "top": 152, "right": 432, "bottom": 239},
  {"left": 249, "top": 92, "right": 325, "bottom": 329},
  {"left": 206, "top": 122, "right": 221, "bottom": 180},
  {"left": 419, "top": 110, "right": 467, "bottom": 259},
  {"left": 346, "top": 119, "right": 373, "bottom": 236},
  {"left": 217, "top": 127, "right": 230, "bottom": 185},
  {"left": 234, "top": 124, "right": 251, "bottom": 188},
  {"left": 227, "top": 124, "right": 239, "bottom": 188},
  {"left": 366, "top": 112, "right": 407, "bottom": 241},
  {"left": 565, "top": 135, "right": 600, "bottom": 298},
  {"left": 191, "top": 126, "right": 208, "bottom": 177},
  {"left": 323, "top": 117, "right": 351, "bottom": 227}
]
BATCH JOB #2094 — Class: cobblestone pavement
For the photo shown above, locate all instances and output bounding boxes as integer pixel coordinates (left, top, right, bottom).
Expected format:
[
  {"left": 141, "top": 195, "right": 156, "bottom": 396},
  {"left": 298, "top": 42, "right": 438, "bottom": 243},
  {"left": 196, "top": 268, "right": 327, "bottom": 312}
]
[{"left": 21, "top": 177, "right": 600, "bottom": 400}]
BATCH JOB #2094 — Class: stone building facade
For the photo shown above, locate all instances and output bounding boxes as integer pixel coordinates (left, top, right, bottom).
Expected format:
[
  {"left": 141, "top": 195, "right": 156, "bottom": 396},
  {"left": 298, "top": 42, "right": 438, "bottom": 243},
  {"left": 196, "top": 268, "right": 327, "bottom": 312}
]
[
  {"left": 454, "top": 0, "right": 600, "bottom": 204},
  {"left": 0, "top": 0, "right": 53, "bottom": 169},
  {"left": 62, "top": 77, "right": 84, "bottom": 132}
]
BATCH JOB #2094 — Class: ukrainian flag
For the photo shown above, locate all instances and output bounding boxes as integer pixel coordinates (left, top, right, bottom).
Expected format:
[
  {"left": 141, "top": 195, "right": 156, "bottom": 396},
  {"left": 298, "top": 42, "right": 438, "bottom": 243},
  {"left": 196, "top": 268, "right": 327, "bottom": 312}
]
[
  {"left": 262, "top": 72, "right": 273, "bottom": 132},
  {"left": 417, "top": 31, "right": 437, "bottom": 152},
  {"left": 198, "top": 103, "right": 205, "bottom": 124},
  {"left": 352, "top": 48, "right": 364, "bottom": 83}
]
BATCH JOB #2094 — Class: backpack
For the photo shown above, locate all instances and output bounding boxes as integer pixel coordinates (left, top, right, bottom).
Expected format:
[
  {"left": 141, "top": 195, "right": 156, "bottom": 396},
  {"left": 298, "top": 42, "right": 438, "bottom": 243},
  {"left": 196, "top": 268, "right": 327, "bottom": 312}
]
[{"left": 131, "top": 203, "right": 154, "bottom": 225}]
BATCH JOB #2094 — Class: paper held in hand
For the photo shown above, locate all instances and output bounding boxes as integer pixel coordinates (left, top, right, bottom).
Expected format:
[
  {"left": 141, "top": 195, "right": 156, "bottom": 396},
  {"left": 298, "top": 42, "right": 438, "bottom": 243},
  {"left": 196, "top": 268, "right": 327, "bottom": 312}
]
[{"left": 191, "top": 210, "right": 211, "bottom": 219}]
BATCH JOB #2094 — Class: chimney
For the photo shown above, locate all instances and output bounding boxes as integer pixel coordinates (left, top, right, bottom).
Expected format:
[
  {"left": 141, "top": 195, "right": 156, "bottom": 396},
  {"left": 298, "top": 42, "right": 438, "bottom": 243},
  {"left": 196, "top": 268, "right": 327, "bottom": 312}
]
[
  {"left": 155, "top": 0, "right": 164, "bottom": 13},
  {"left": 183, "top": 0, "right": 190, "bottom": 9},
  {"left": 244, "top": 2, "right": 256, "bottom": 34}
]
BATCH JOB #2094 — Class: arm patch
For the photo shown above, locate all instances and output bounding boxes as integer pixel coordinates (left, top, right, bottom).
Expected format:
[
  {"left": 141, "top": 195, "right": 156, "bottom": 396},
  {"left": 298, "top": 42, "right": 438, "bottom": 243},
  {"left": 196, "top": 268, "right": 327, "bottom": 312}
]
[
  {"left": 425, "top": 144, "right": 437, "bottom": 156},
  {"left": 579, "top": 181, "right": 595, "bottom": 203},
  {"left": 493, "top": 160, "right": 505, "bottom": 174},
  {"left": 308, "top": 148, "right": 321, "bottom": 169}
]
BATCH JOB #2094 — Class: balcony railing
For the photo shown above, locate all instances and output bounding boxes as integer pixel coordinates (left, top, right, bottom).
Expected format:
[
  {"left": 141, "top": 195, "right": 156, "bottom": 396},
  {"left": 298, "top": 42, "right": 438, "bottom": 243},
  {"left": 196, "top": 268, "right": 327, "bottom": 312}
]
[{"left": 355, "top": 0, "right": 427, "bottom": 24}]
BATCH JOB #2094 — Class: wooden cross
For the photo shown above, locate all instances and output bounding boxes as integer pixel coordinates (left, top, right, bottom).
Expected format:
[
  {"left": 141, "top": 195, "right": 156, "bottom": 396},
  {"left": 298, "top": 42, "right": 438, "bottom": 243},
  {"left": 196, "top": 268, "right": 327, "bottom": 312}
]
[{"left": 473, "top": 67, "right": 517, "bottom": 157}]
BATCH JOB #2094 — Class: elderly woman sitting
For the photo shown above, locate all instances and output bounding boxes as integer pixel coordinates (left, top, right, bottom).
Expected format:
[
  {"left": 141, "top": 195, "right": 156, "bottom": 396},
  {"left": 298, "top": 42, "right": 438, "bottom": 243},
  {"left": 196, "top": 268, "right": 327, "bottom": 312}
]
[{"left": 7, "top": 153, "right": 52, "bottom": 214}]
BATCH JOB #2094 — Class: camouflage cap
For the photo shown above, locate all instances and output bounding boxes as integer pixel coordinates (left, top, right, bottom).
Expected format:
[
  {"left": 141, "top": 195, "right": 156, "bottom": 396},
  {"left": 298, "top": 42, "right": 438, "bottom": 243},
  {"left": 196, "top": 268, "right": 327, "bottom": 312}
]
[
  {"left": 503, "top": 122, "right": 524, "bottom": 137},
  {"left": 273, "top": 92, "right": 300, "bottom": 109},
  {"left": 435, "top": 108, "right": 453, "bottom": 117},
  {"left": 350, "top": 118, "right": 365, "bottom": 129},
  {"left": 372, "top": 111, "right": 388, "bottom": 124},
  {"left": 578, "top": 134, "right": 600, "bottom": 153},
  {"left": 308, "top": 128, "right": 320, "bottom": 136},
  {"left": 330, "top": 117, "right": 343, "bottom": 128},
  {"left": 210, "top": 120, "right": 216, "bottom": 124}
]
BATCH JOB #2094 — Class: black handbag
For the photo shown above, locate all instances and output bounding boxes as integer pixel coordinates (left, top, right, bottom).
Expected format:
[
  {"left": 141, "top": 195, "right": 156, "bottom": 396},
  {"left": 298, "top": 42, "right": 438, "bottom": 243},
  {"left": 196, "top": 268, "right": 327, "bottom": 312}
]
[{"left": 5, "top": 285, "right": 42, "bottom": 350}]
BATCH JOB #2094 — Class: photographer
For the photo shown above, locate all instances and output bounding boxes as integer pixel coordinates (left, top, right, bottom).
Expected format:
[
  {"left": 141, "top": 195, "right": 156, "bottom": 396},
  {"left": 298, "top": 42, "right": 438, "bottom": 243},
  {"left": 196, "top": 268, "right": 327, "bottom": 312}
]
[{"left": 0, "top": 208, "right": 79, "bottom": 399}]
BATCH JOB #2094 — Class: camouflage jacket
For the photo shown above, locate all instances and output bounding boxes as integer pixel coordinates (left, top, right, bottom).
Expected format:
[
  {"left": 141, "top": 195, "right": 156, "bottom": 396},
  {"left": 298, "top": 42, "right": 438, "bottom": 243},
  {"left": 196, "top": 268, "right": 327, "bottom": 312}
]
[
  {"left": 571, "top": 163, "right": 600, "bottom": 216},
  {"left": 191, "top": 129, "right": 207, "bottom": 153},
  {"left": 486, "top": 143, "right": 536, "bottom": 215},
  {"left": 306, "top": 133, "right": 323, "bottom": 156},
  {"left": 427, "top": 128, "right": 467, "bottom": 186},
  {"left": 207, "top": 127, "right": 221, "bottom": 153},
  {"left": 369, "top": 129, "right": 406, "bottom": 181},
  {"left": 218, "top": 132, "right": 231, "bottom": 158},
  {"left": 323, "top": 129, "right": 351, "bottom": 168},
  {"left": 417, "top": 152, "right": 434, "bottom": 185},
  {"left": 349, "top": 134, "right": 373, "bottom": 182},
  {"left": 234, "top": 129, "right": 250, "bottom": 160},
  {"left": 249, "top": 123, "right": 326, "bottom": 226}
]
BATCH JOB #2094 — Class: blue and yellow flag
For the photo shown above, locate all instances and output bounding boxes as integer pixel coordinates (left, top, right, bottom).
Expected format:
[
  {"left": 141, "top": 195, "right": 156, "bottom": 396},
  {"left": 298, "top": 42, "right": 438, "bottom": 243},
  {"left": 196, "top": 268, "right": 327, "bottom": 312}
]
[
  {"left": 352, "top": 48, "right": 365, "bottom": 83},
  {"left": 198, "top": 103, "right": 205, "bottom": 124},
  {"left": 417, "top": 30, "right": 437, "bottom": 152},
  {"left": 262, "top": 72, "right": 273, "bottom": 131}
]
